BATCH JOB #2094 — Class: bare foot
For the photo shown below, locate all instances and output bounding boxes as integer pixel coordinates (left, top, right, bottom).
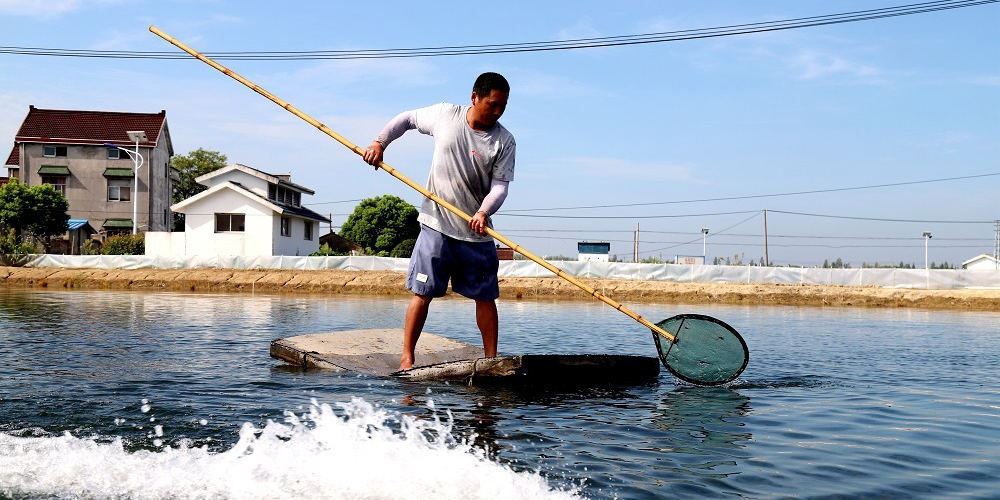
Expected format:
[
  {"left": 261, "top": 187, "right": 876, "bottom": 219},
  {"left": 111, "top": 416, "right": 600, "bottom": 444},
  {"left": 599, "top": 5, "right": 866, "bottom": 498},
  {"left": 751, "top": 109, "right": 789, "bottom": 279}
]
[{"left": 399, "top": 356, "right": 414, "bottom": 371}]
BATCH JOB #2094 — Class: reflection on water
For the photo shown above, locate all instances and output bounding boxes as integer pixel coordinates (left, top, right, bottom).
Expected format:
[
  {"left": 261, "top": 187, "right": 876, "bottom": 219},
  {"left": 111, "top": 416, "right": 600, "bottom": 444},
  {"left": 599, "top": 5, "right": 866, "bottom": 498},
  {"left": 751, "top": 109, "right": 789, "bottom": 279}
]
[
  {"left": 1, "top": 288, "right": 1000, "bottom": 499},
  {"left": 653, "top": 387, "right": 752, "bottom": 456}
]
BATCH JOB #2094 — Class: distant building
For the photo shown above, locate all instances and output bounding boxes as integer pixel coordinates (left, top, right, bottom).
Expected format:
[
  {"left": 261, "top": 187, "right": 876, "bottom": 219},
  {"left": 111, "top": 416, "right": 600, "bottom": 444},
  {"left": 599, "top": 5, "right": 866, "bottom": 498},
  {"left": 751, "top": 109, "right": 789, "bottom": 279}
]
[
  {"left": 5, "top": 105, "right": 175, "bottom": 252},
  {"left": 577, "top": 241, "right": 610, "bottom": 262},
  {"left": 675, "top": 255, "right": 706, "bottom": 265},
  {"left": 147, "top": 163, "right": 330, "bottom": 257},
  {"left": 319, "top": 231, "right": 362, "bottom": 254},
  {"left": 962, "top": 253, "right": 999, "bottom": 271},
  {"left": 496, "top": 246, "right": 514, "bottom": 261}
]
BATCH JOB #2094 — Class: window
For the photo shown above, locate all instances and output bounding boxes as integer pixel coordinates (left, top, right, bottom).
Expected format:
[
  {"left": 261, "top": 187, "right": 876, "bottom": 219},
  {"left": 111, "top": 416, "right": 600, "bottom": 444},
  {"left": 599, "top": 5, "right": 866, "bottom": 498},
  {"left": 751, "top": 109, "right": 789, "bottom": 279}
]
[
  {"left": 304, "top": 221, "right": 313, "bottom": 240},
  {"left": 43, "top": 145, "right": 67, "bottom": 157},
  {"left": 215, "top": 213, "right": 245, "bottom": 232},
  {"left": 107, "top": 178, "right": 131, "bottom": 201},
  {"left": 268, "top": 184, "right": 301, "bottom": 207},
  {"left": 107, "top": 149, "right": 123, "bottom": 160},
  {"left": 41, "top": 176, "right": 67, "bottom": 196},
  {"left": 280, "top": 217, "right": 290, "bottom": 237}
]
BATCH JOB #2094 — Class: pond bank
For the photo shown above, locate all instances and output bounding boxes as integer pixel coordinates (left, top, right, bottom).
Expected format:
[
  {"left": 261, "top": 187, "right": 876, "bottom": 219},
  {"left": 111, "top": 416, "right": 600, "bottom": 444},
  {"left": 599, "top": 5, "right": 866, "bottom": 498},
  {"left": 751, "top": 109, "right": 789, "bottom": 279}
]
[{"left": 2, "top": 266, "right": 999, "bottom": 310}]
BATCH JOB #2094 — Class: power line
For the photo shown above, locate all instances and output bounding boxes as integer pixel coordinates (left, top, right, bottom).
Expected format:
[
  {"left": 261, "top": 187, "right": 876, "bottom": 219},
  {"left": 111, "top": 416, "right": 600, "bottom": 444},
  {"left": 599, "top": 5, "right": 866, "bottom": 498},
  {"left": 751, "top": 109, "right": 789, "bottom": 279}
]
[
  {"left": 495, "top": 208, "right": 997, "bottom": 224},
  {"left": 500, "top": 228, "right": 993, "bottom": 241},
  {"left": 1, "top": 1, "right": 994, "bottom": 60},
  {"left": 495, "top": 209, "right": 761, "bottom": 220},
  {"left": 507, "top": 231, "right": 990, "bottom": 249},
  {"left": 303, "top": 198, "right": 364, "bottom": 206},
  {"left": 769, "top": 210, "right": 996, "bottom": 224},
  {"left": 638, "top": 211, "right": 763, "bottom": 255},
  {"left": 500, "top": 170, "right": 1000, "bottom": 213}
]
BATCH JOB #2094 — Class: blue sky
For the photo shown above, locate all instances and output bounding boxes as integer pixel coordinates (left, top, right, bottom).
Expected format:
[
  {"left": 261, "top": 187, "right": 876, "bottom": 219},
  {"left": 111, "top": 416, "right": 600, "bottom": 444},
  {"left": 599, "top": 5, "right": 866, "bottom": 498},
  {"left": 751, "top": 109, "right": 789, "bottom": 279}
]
[{"left": 1, "top": 0, "right": 997, "bottom": 265}]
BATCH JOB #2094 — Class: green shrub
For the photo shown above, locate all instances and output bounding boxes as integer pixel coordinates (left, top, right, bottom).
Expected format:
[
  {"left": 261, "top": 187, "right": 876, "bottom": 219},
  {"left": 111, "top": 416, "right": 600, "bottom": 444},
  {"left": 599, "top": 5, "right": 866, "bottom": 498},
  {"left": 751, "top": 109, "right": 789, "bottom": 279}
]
[
  {"left": 102, "top": 234, "right": 145, "bottom": 255},
  {"left": 0, "top": 228, "right": 37, "bottom": 266},
  {"left": 310, "top": 243, "right": 351, "bottom": 257},
  {"left": 81, "top": 239, "right": 100, "bottom": 255},
  {"left": 390, "top": 238, "right": 417, "bottom": 258}
]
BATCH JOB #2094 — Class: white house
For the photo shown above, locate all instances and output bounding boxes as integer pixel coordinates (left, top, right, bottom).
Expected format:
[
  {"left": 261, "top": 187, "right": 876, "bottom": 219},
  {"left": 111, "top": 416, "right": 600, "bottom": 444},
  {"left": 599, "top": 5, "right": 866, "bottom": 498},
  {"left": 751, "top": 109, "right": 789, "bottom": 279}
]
[
  {"left": 962, "top": 253, "right": 999, "bottom": 271},
  {"left": 145, "top": 163, "right": 330, "bottom": 257},
  {"left": 577, "top": 241, "right": 611, "bottom": 262}
]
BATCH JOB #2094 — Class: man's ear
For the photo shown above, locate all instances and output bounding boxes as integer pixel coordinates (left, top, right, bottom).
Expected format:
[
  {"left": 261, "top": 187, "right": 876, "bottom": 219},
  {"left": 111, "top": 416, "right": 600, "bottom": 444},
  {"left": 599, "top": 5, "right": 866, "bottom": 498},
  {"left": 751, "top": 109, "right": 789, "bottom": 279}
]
[{"left": 470, "top": 91, "right": 479, "bottom": 104}]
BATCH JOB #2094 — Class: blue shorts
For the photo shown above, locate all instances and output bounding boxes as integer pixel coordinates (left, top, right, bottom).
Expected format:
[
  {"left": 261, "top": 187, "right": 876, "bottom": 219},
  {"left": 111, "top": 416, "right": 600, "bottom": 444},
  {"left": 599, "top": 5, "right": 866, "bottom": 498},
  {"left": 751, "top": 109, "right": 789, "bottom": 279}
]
[{"left": 406, "top": 225, "right": 500, "bottom": 301}]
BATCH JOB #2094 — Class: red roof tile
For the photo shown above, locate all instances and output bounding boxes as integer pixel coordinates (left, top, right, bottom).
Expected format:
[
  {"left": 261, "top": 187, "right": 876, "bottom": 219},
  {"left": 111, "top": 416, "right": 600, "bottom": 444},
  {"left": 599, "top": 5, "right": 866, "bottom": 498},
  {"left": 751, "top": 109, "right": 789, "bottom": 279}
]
[
  {"left": 5, "top": 144, "right": 17, "bottom": 166},
  {"left": 14, "top": 106, "right": 167, "bottom": 148}
]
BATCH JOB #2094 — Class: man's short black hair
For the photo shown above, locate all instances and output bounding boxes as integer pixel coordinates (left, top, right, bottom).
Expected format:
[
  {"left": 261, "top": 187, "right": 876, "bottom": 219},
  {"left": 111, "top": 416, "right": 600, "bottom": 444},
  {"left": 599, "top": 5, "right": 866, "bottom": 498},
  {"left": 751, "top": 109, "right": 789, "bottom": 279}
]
[{"left": 473, "top": 72, "right": 510, "bottom": 96}]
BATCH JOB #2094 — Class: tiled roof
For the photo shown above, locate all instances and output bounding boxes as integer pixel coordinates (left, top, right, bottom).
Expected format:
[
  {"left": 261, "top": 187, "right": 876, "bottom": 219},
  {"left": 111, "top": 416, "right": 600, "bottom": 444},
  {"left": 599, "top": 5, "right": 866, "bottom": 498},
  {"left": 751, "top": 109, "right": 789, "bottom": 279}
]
[
  {"left": 198, "top": 163, "right": 315, "bottom": 194},
  {"left": 228, "top": 181, "right": 331, "bottom": 223},
  {"left": 14, "top": 105, "right": 167, "bottom": 147},
  {"left": 5, "top": 144, "right": 17, "bottom": 166}
]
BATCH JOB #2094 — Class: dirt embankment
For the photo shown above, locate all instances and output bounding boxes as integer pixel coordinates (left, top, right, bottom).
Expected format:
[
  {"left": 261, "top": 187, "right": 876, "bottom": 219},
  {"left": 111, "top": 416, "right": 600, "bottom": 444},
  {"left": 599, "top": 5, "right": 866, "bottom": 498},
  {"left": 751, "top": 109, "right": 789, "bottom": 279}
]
[{"left": 1, "top": 267, "right": 999, "bottom": 311}]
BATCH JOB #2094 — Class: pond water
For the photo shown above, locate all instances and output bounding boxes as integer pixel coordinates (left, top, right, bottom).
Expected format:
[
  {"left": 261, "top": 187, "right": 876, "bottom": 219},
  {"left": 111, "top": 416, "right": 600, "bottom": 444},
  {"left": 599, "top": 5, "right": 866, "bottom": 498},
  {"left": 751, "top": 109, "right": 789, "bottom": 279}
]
[{"left": 0, "top": 288, "right": 998, "bottom": 499}]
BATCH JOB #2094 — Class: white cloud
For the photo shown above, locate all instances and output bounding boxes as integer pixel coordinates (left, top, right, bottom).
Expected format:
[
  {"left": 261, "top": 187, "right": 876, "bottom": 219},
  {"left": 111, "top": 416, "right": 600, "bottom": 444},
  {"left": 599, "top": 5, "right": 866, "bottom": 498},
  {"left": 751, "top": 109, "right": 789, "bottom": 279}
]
[
  {"left": 968, "top": 75, "right": 1000, "bottom": 86},
  {"left": 0, "top": 0, "right": 124, "bottom": 17},
  {"left": 790, "top": 49, "right": 884, "bottom": 83},
  {"left": 550, "top": 156, "right": 700, "bottom": 182},
  {"left": 279, "top": 58, "right": 444, "bottom": 88},
  {"left": 0, "top": 0, "right": 78, "bottom": 16},
  {"left": 87, "top": 29, "right": 151, "bottom": 50},
  {"left": 636, "top": 17, "right": 682, "bottom": 34},
  {"left": 506, "top": 69, "right": 607, "bottom": 98},
  {"left": 556, "top": 21, "right": 603, "bottom": 41}
]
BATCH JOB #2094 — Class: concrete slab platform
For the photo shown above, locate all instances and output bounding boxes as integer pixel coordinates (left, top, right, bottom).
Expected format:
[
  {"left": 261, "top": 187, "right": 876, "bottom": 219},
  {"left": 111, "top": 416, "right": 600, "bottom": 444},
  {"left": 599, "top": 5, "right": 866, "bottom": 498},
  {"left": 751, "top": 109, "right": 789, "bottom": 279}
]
[
  {"left": 270, "top": 328, "right": 484, "bottom": 376},
  {"left": 396, "top": 354, "right": 660, "bottom": 384},
  {"left": 270, "top": 329, "right": 660, "bottom": 384}
]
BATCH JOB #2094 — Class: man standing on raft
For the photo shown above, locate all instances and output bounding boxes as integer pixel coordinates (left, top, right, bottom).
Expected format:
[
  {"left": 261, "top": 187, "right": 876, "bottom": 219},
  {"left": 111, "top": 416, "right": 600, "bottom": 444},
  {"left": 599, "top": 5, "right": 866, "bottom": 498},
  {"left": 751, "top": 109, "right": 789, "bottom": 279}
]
[{"left": 362, "top": 72, "right": 516, "bottom": 371}]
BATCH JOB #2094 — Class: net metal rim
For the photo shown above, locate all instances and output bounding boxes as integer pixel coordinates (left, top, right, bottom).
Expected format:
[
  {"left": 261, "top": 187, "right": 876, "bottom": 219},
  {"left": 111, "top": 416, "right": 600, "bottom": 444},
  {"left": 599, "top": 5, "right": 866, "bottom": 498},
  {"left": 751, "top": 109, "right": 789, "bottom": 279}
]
[{"left": 657, "top": 313, "right": 750, "bottom": 386}]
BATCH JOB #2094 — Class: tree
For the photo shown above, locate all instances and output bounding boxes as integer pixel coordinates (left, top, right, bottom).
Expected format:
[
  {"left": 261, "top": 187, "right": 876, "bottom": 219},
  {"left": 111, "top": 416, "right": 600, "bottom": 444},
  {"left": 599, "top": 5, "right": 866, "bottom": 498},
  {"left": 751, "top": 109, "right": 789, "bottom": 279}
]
[
  {"left": 339, "top": 195, "right": 419, "bottom": 256},
  {"left": 390, "top": 238, "right": 417, "bottom": 258},
  {"left": 171, "top": 148, "right": 227, "bottom": 231},
  {"left": 171, "top": 148, "right": 228, "bottom": 203},
  {"left": 0, "top": 180, "right": 69, "bottom": 244}
]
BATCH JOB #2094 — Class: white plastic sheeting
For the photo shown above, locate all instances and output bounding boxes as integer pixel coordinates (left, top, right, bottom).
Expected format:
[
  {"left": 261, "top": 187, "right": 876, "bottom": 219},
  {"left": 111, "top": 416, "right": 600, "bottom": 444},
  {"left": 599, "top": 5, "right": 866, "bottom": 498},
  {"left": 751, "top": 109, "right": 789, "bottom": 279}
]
[{"left": 22, "top": 254, "right": 1000, "bottom": 290}]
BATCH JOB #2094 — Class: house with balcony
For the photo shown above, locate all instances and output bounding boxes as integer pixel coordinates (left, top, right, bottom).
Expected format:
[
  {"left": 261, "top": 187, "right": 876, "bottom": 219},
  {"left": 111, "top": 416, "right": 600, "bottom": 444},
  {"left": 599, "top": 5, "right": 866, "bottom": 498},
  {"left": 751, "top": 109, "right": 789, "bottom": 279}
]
[
  {"left": 146, "top": 163, "right": 330, "bottom": 257},
  {"left": 4, "top": 105, "right": 175, "bottom": 252}
]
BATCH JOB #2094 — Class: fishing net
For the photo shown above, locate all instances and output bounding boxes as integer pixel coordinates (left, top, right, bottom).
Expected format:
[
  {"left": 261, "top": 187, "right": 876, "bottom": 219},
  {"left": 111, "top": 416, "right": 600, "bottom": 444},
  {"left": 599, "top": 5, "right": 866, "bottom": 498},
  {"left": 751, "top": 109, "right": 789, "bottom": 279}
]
[{"left": 652, "top": 314, "right": 749, "bottom": 386}]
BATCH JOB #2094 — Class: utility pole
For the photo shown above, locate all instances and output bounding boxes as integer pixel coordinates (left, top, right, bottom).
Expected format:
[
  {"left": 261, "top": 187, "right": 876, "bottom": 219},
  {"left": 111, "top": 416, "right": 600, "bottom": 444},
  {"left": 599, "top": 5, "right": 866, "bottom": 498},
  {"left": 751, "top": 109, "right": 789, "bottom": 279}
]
[
  {"left": 923, "top": 231, "right": 933, "bottom": 270},
  {"left": 633, "top": 222, "right": 639, "bottom": 263},
  {"left": 994, "top": 219, "right": 999, "bottom": 270},
  {"left": 329, "top": 213, "right": 333, "bottom": 234},
  {"left": 701, "top": 227, "right": 709, "bottom": 261},
  {"left": 763, "top": 209, "right": 769, "bottom": 267}
]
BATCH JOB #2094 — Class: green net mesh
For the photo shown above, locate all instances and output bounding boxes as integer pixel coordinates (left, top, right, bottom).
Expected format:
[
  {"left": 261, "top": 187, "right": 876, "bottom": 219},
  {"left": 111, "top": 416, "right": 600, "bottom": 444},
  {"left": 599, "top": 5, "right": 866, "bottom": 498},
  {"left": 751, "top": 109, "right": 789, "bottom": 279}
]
[{"left": 653, "top": 314, "right": 749, "bottom": 385}]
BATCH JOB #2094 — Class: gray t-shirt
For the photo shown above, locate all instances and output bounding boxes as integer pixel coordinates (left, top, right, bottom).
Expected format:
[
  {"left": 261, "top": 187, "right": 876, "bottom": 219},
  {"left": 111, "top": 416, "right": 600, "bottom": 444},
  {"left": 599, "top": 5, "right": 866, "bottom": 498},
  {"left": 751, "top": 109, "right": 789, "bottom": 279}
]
[{"left": 412, "top": 103, "right": 516, "bottom": 242}]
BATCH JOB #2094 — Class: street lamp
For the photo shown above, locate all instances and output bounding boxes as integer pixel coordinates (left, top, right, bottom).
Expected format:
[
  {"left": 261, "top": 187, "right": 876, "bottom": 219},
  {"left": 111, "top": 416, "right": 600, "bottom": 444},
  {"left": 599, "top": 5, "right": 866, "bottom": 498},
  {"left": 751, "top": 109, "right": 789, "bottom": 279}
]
[
  {"left": 105, "top": 130, "right": 146, "bottom": 235},
  {"left": 701, "top": 227, "right": 710, "bottom": 260},
  {"left": 922, "top": 231, "right": 933, "bottom": 270}
]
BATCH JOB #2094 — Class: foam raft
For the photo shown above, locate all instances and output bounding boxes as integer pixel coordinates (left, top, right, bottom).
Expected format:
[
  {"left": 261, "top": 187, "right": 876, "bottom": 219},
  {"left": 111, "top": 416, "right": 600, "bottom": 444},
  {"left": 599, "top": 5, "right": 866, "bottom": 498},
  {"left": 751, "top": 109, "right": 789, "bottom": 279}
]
[{"left": 270, "top": 329, "right": 660, "bottom": 384}]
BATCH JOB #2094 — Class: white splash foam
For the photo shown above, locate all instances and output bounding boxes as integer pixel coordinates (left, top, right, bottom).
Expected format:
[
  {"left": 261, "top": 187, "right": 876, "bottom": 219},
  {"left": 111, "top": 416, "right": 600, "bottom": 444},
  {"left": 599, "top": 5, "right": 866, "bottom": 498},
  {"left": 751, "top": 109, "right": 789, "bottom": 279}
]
[{"left": 0, "top": 398, "right": 580, "bottom": 500}]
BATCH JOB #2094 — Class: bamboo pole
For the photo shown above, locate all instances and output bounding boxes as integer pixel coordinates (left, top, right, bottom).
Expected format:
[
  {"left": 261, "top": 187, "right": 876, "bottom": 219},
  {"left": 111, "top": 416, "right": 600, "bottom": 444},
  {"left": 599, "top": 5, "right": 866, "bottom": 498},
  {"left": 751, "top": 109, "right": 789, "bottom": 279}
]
[{"left": 149, "top": 26, "right": 675, "bottom": 343}]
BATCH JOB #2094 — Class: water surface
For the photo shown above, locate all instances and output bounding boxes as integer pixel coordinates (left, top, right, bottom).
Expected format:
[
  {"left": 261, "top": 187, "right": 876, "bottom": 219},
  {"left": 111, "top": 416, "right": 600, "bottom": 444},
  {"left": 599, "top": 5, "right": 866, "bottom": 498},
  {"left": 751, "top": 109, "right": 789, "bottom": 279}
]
[{"left": 0, "top": 289, "right": 998, "bottom": 498}]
